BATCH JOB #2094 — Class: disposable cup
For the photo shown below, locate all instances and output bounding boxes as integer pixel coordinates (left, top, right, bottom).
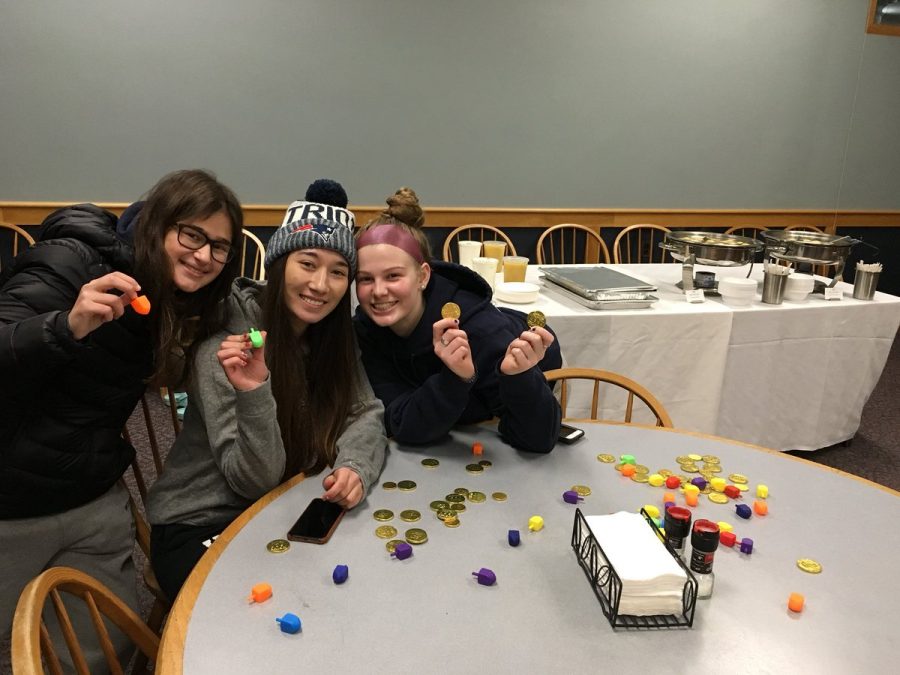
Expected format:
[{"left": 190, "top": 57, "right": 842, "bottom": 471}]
[
  {"left": 503, "top": 256, "right": 529, "bottom": 283},
  {"left": 472, "top": 256, "right": 499, "bottom": 293},
  {"left": 482, "top": 240, "right": 507, "bottom": 272},
  {"left": 457, "top": 240, "right": 482, "bottom": 269}
]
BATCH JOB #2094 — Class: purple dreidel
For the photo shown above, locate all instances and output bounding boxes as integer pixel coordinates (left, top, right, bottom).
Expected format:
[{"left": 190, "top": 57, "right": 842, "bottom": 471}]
[
  {"left": 739, "top": 538, "right": 754, "bottom": 554},
  {"left": 473, "top": 568, "right": 497, "bottom": 586},
  {"left": 276, "top": 613, "right": 302, "bottom": 634},
  {"left": 391, "top": 542, "right": 413, "bottom": 560},
  {"left": 563, "top": 490, "right": 583, "bottom": 505},
  {"left": 332, "top": 564, "right": 349, "bottom": 584},
  {"left": 508, "top": 530, "right": 520, "bottom": 547},
  {"left": 691, "top": 477, "right": 708, "bottom": 490}
]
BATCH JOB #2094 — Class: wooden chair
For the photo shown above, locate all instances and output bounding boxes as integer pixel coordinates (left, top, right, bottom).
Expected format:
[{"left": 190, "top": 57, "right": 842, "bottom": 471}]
[
  {"left": 1, "top": 222, "right": 36, "bottom": 271},
  {"left": 240, "top": 228, "right": 266, "bottom": 280},
  {"left": 12, "top": 566, "right": 160, "bottom": 675},
  {"left": 612, "top": 224, "right": 671, "bottom": 264},
  {"left": 536, "top": 224, "right": 610, "bottom": 265},
  {"left": 442, "top": 224, "right": 516, "bottom": 263},
  {"left": 121, "top": 392, "right": 181, "bottom": 672},
  {"left": 724, "top": 225, "right": 769, "bottom": 239},
  {"left": 544, "top": 367, "right": 673, "bottom": 427},
  {"left": 784, "top": 224, "right": 824, "bottom": 233}
]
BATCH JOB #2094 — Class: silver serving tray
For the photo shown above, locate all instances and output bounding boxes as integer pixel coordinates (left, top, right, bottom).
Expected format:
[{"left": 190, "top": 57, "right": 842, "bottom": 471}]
[
  {"left": 538, "top": 265, "right": 657, "bottom": 298},
  {"left": 540, "top": 279, "right": 658, "bottom": 310}
]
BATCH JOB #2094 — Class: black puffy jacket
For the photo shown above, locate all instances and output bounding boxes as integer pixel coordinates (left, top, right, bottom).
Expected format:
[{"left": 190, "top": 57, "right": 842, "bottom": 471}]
[{"left": 0, "top": 204, "right": 152, "bottom": 519}]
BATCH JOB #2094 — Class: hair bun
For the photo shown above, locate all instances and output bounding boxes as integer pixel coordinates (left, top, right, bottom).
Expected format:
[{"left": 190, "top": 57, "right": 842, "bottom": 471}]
[{"left": 384, "top": 187, "right": 424, "bottom": 228}]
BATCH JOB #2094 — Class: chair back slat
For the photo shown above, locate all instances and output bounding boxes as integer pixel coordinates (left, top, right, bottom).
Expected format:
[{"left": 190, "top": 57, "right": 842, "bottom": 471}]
[
  {"left": 536, "top": 223, "right": 610, "bottom": 265},
  {"left": 49, "top": 588, "right": 91, "bottom": 674},
  {"left": 442, "top": 224, "right": 517, "bottom": 262},
  {"left": 612, "top": 224, "right": 671, "bottom": 264}
]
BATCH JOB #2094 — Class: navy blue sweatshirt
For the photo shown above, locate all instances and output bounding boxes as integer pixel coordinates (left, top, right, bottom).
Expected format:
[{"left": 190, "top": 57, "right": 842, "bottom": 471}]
[{"left": 354, "top": 261, "right": 562, "bottom": 453}]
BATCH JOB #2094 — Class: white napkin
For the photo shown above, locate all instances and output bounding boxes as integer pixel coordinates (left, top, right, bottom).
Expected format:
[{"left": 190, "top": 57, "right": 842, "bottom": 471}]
[{"left": 585, "top": 511, "right": 688, "bottom": 616}]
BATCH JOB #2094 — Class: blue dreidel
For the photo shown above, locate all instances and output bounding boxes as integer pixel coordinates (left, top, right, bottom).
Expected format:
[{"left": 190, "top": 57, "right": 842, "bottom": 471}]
[
  {"left": 276, "top": 613, "right": 302, "bottom": 634},
  {"left": 391, "top": 543, "right": 413, "bottom": 560},
  {"left": 508, "top": 529, "right": 520, "bottom": 547},
  {"left": 332, "top": 564, "right": 349, "bottom": 584},
  {"left": 473, "top": 568, "right": 497, "bottom": 586},
  {"left": 735, "top": 504, "right": 752, "bottom": 520},
  {"left": 563, "top": 490, "right": 583, "bottom": 505}
]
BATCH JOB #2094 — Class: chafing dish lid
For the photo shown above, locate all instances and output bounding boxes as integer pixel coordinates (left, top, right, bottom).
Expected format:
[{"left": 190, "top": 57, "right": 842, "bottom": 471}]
[
  {"left": 760, "top": 230, "right": 857, "bottom": 247},
  {"left": 665, "top": 231, "right": 763, "bottom": 250}
]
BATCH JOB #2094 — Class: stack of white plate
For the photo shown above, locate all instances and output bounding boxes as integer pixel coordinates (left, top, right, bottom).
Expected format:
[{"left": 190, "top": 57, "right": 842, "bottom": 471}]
[
  {"left": 495, "top": 282, "right": 540, "bottom": 304},
  {"left": 718, "top": 277, "right": 758, "bottom": 306},
  {"left": 784, "top": 273, "right": 815, "bottom": 302}
]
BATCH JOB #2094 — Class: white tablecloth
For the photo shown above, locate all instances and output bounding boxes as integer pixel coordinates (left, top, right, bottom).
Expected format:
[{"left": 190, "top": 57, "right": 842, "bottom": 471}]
[{"left": 495, "top": 263, "right": 900, "bottom": 451}]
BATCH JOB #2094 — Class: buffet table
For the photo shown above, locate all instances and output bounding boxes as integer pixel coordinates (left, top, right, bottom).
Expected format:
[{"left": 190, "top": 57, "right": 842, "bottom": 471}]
[
  {"left": 157, "top": 424, "right": 900, "bottom": 674},
  {"left": 495, "top": 264, "right": 900, "bottom": 451}
]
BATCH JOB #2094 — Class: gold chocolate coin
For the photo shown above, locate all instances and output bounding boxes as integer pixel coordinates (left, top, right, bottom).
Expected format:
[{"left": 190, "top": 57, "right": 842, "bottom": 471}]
[
  {"left": 453, "top": 487, "right": 469, "bottom": 495},
  {"left": 443, "top": 517, "right": 460, "bottom": 528},
  {"left": 465, "top": 463, "right": 484, "bottom": 474},
  {"left": 708, "top": 493, "right": 729, "bottom": 504},
  {"left": 430, "top": 500, "right": 450, "bottom": 511},
  {"left": 397, "top": 480, "right": 417, "bottom": 491},
  {"left": 405, "top": 528, "right": 428, "bottom": 544},
  {"left": 702, "top": 455, "right": 720, "bottom": 464},
  {"left": 441, "top": 302, "right": 461, "bottom": 320},
  {"left": 700, "top": 486, "right": 712, "bottom": 494},
  {"left": 478, "top": 460, "right": 493, "bottom": 468},
  {"left": 421, "top": 458, "right": 440, "bottom": 468},
  {"left": 436, "top": 509, "right": 457, "bottom": 521},
  {"left": 376, "top": 525, "right": 398, "bottom": 539},
  {"left": 728, "top": 473, "right": 749, "bottom": 484},
  {"left": 492, "top": 492, "right": 508, "bottom": 501},
  {"left": 445, "top": 494, "right": 465, "bottom": 503},
  {"left": 681, "top": 464, "right": 700, "bottom": 474},
  {"left": 675, "top": 455, "right": 693, "bottom": 464},
  {"left": 797, "top": 558, "right": 823, "bottom": 574},
  {"left": 571, "top": 485, "right": 592, "bottom": 497},
  {"left": 687, "top": 454, "right": 703, "bottom": 461},
  {"left": 526, "top": 311, "right": 546, "bottom": 328},
  {"left": 597, "top": 453, "right": 616, "bottom": 463},
  {"left": 467, "top": 491, "right": 487, "bottom": 503},
  {"left": 736, "top": 483, "right": 750, "bottom": 492},
  {"left": 266, "top": 539, "right": 291, "bottom": 554},
  {"left": 702, "top": 465, "right": 723, "bottom": 474},
  {"left": 630, "top": 474, "right": 649, "bottom": 483},
  {"left": 400, "top": 509, "right": 421, "bottom": 522},
  {"left": 382, "top": 481, "right": 397, "bottom": 490},
  {"left": 633, "top": 465, "right": 650, "bottom": 475},
  {"left": 450, "top": 503, "right": 466, "bottom": 512},
  {"left": 385, "top": 539, "right": 405, "bottom": 553},
  {"left": 373, "top": 509, "right": 394, "bottom": 522},
  {"left": 615, "top": 463, "right": 626, "bottom": 472},
  {"left": 658, "top": 469, "right": 673, "bottom": 477}
]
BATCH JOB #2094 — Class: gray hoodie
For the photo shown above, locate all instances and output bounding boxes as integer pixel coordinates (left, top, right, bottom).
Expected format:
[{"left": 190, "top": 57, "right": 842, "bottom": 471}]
[{"left": 147, "top": 278, "right": 386, "bottom": 527}]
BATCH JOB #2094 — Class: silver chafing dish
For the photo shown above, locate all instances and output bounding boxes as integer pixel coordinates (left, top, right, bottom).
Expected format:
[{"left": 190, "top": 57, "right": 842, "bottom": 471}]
[
  {"left": 760, "top": 230, "right": 861, "bottom": 289},
  {"left": 659, "top": 231, "right": 764, "bottom": 292}
]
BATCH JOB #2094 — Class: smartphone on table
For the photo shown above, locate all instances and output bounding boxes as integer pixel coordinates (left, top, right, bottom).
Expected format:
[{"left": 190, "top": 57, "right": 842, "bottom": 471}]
[
  {"left": 558, "top": 423, "right": 585, "bottom": 445},
  {"left": 287, "top": 498, "right": 346, "bottom": 544}
]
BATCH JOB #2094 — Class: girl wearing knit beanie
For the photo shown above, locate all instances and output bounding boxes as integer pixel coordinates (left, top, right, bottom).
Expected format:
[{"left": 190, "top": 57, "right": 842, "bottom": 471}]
[
  {"left": 147, "top": 201, "right": 386, "bottom": 602},
  {"left": 354, "top": 188, "right": 563, "bottom": 454}
]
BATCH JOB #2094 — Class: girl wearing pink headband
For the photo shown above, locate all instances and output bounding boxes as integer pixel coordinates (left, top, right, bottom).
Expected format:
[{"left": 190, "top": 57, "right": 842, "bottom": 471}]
[{"left": 354, "top": 187, "right": 563, "bottom": 454}]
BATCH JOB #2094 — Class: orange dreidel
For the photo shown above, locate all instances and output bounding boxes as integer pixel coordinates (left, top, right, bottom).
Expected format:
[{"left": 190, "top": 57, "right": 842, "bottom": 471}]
[
  {"left": 472, "top": 441, "right": 483, "bottom": 456},
  {"left": 248, "top": 582, "right": 272, "bottom": 604},
  {"left": 130, "top": 294, "right": 151, "bottom": 315},
  {"left": 788, "top": 592, "right": 805, "bottom": 613},
  {"left": 753, "top": 500, "right": 769, "bottom": 516}
]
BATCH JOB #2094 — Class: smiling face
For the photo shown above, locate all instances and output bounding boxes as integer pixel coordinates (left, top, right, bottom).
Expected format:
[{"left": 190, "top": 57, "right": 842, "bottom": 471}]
[
  {"left": 355, "top": 243, "right": 430, "bottom": 338},
  {"left": 162, "top": 209, "right": 233, "bottom": 293},
  {"left": 282, "top": 249, "right": 350, "bottom": 335}
]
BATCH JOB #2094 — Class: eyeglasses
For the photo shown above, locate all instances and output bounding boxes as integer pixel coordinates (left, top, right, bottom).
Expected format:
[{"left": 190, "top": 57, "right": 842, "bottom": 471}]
[{"left": 175, "top": 223, "right": 234, "bottom": 264}]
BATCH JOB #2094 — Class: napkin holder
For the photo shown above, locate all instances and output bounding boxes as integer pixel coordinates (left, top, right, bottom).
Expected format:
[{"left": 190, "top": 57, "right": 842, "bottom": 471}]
[{"left": 571, "top": 508, "right": 698, "bottom": 629}]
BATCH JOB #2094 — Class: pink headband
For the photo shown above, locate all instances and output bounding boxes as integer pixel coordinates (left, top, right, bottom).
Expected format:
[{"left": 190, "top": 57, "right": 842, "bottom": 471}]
[{"left": 356, "top": 223, "right": 426, "bottom": 264}]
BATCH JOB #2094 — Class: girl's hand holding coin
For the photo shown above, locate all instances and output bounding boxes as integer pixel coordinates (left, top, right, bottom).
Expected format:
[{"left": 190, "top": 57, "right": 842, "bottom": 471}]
[
  {"left": 432, "top": 317, "right": 475, "bottom": 382},
  {"left": 500, "top": 326, "right": 553, "bottom": 376}
]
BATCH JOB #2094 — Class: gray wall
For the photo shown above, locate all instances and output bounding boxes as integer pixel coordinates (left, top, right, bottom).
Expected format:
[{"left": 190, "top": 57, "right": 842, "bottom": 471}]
[{"left": 1, "top": 0, "right": 898, "bottom": 208}]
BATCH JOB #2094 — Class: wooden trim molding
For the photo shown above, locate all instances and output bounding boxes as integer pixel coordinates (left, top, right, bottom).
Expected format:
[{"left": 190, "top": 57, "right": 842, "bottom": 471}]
[
  {"left": 2, "top": 202, "right": 900, "bottom": 231},
  {"left": 867, "top": 0, "right": 900, "bottom": 36}
]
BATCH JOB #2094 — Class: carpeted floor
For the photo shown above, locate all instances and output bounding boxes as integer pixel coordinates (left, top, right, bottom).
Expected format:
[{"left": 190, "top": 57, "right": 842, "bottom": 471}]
[{"left": 3, "top": 330, "right": 897, "bottom": 673}]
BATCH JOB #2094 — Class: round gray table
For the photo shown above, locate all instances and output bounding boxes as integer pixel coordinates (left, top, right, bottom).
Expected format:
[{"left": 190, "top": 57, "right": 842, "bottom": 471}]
[{"left": 160, "top": 424, "right": 900, "bottom": 674}]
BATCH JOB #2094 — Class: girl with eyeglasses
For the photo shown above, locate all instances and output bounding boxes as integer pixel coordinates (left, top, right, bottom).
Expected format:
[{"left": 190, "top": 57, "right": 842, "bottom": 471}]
[
  {"left": 146, "top": 200, "right": 386, "bottom": 602},
  {"left": 0, "top": 169, "right": 242, "bottom": 670}
]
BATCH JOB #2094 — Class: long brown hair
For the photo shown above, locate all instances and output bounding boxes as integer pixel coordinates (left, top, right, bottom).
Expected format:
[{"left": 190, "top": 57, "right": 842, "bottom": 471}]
[
  {"left": 356, "top": 186, "right": 432, "bottom": 259},
  {"left": 133, "top": 169, "right": 243, "bottom": 387},
  {"left": 261, "top": 255, "right": 359, "bottom": 480}
]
